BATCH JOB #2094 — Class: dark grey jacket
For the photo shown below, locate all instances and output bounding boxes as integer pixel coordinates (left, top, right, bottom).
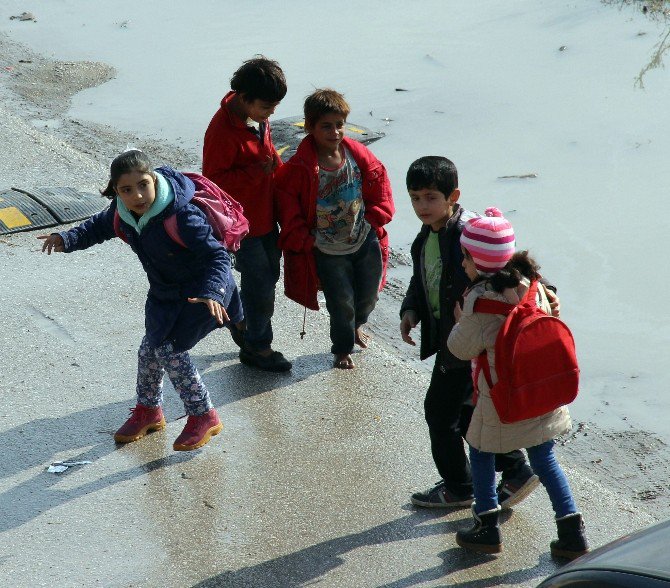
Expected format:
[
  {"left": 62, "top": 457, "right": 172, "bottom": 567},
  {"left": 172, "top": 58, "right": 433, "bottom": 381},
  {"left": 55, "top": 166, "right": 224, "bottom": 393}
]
[{"left": 400, "top": 205, "right": 475, "bottom": 371}]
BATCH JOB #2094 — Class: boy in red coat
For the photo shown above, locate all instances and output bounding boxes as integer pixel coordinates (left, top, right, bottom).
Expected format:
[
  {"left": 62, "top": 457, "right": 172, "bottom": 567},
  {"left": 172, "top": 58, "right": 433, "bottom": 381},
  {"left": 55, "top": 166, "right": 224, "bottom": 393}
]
[
  {"left": 203, "top": 56, "right": 291, "bottom": 372},
  {"left": 275, "top": 89, "right": 394, "bottom": 369}
]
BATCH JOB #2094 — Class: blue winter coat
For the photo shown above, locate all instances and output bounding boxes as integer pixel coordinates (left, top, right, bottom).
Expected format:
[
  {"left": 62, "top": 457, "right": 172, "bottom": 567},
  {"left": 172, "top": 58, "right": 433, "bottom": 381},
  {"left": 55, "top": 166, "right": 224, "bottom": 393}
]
[{"left": 58, "top": 166, "right": 243, "bottom": 351}]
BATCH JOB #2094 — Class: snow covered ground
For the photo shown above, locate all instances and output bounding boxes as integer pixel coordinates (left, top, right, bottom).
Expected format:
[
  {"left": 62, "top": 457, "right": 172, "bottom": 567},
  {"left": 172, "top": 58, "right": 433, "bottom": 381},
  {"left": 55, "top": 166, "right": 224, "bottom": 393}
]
[{"left": 2, "top": 0, "right": 669, "bottom": 440}]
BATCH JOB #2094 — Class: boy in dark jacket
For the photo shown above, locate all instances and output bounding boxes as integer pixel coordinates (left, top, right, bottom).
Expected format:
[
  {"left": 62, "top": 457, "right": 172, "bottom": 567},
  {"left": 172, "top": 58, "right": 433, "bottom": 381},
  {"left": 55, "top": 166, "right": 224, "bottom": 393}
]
[
  {"left": 203, "top": 56, "right": 291, "bottom": 372},
  {"left": 275, "top": 88, "right": 394, "bottom": 369},
  {"left": 400, "top": 156, "right": 538, "bottom": 508}
]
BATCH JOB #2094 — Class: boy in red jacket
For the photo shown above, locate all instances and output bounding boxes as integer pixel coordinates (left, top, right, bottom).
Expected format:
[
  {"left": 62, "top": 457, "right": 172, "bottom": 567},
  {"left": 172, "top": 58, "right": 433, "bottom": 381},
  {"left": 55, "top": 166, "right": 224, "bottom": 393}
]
[
  {"left": 203, "top": 56, "right": 291, "bottom": 372},
  {"left": 275, "top": 89, "right": 394, "bottom": 369}
]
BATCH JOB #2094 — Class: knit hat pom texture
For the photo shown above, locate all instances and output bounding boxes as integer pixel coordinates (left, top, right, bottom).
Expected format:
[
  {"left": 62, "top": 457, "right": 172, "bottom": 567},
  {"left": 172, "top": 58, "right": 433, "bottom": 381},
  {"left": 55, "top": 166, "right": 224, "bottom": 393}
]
[{"left": 461, "top": 207, "right": 515, "bottom": 275}]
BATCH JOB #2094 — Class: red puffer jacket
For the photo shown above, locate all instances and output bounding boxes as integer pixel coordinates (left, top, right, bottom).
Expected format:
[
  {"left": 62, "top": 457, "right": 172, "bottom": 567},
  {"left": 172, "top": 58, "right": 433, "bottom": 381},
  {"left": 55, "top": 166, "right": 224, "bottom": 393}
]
[
  {"left": 202, "top": 91, "right": 281, "bottom": 237},
  {"left": 274, "top": 135, "right": 394, "bottom": 310}
]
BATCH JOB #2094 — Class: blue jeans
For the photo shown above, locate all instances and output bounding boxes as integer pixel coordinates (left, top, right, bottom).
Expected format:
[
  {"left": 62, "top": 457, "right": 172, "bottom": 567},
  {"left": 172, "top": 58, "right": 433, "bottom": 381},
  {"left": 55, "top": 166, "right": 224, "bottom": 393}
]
[
  {"left": 313, "top": 230, "right": 382, "bottom": 355},
  {"left": 424, "top": 360, "right": 527, "bottom": 496},
  {"left": 470, "top": 440, "right": 577, "bottom": 517},
  {"left": 233, "top": 227, "right": 281, "bottom": 351}
]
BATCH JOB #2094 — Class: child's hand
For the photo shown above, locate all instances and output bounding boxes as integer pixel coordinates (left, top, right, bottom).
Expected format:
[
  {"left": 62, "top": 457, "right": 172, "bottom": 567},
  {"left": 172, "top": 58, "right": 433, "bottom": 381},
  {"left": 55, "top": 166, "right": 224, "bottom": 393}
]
[
  {"left": 453, "top": 301, "right": 463, "bottom": 323},
  {"left": 546, "top": 289, "right": 561, "bottom": 318},
  {"left": 38, "top": 234, "right": 64, "bottom": 254},
  {"left": 400, "top": 310, "right": 419, "bottom": 346},
  {"left": 188, "top": 297, "right": 229, "bottom": 325}
]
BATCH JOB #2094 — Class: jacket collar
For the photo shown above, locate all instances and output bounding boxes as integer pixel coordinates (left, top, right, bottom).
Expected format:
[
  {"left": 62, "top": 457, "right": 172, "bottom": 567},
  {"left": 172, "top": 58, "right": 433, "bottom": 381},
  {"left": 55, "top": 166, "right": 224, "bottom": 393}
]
[
  {"left": 155, "top": 166, "right": 195, "bottom": 212},
  {"left": 116, "top": 171, "right": 174, "bottom": 234},
  {"left": 222, "top": 91, "right": 260, "bottom": 131},
  {"left": 292, "top": 135, "right": 366, "bottom": 171},
  {"left": 420, "top": 204, "right": 463, "bottom": 237}
]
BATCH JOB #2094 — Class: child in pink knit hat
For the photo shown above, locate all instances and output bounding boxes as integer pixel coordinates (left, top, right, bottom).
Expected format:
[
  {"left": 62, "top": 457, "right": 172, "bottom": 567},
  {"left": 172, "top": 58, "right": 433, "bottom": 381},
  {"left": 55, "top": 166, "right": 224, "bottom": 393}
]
[
  {"left": 400, "top": 157, "right": 538, "bottom": 513},
  {"left": 460, "top": 207, "right": 515, "bottom": 276},
  {"left": 448, "top": 208, "right": 589, "bottom": 560}
]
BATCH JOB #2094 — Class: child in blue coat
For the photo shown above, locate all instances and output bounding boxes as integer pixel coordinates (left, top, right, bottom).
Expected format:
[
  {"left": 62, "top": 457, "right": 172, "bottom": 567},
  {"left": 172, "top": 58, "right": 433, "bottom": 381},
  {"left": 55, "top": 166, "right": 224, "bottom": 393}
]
[{"left": 39, "top": 149, "right": 243, "bottom": 451}]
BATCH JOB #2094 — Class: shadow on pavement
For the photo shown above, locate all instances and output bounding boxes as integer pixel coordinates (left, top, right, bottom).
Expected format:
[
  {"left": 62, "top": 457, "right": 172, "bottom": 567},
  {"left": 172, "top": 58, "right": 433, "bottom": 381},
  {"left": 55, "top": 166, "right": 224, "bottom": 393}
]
[
  {"left": 0, "top": 349, "right": 335, "bottom": 534},
  {"left": 0, "top": 450, "right": 196, "bottom": 532},
  {"left": 199, "top": 351, "right": 334, "bottom": 405},
  {"left": 189, "top": 511, "right": 553, "bottom": 588}
]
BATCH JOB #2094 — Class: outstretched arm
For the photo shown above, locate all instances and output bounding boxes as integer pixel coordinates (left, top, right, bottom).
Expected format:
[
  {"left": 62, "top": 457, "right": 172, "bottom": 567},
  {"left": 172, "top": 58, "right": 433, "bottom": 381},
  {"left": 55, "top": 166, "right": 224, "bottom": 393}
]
[
  {"left": 38, "top": 234, "right": 65, "bottom": 254},
  {"left": 37, "top": 205, "right": 117, "bottom": 254}
]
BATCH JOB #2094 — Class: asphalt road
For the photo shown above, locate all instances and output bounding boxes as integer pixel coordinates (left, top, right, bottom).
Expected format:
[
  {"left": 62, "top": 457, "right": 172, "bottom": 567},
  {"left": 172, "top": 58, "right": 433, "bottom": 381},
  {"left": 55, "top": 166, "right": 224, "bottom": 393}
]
[{"left": 0, "top": 103, "right": 657, "bottom": 588}]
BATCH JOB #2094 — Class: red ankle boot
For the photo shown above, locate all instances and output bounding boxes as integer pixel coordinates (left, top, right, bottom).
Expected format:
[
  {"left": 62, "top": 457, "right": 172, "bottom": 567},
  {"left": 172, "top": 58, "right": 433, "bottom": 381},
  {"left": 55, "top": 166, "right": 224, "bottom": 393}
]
[
  {"left": 114, "top": 404, "right": 166, "bottom": 443},
  {"left": 173, "top": 409, "right": 223, "bottom": 451}
]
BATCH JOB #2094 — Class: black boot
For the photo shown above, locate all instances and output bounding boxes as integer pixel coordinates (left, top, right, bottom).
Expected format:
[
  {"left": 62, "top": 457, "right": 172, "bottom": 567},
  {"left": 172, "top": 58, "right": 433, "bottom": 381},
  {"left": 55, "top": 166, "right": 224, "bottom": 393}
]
[
  {"left": 551, "top": 512, "right": 589, "bottom": 560},
  {"left": 456, "top": 505, "right": 502, "bottom": 554}
]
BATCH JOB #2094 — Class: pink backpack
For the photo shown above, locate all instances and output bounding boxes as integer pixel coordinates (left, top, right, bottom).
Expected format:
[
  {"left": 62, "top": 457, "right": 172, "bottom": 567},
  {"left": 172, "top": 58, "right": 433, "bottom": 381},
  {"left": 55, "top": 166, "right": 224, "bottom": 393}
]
[
  {"left": 473, "top": 280, "right": 579, "bottom": 423},
  {"left": 114, "top": 172, "right": 249, "bottom": 251}
]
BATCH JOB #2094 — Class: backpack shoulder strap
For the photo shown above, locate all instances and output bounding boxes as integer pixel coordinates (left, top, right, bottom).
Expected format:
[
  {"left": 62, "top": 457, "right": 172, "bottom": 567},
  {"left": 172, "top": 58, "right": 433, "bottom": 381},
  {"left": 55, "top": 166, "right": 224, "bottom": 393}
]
[
  {"left": 472, "top": 296, "right": 514, "bottom": 397},
  {"left": 523, "top": 279, "right": 540, "bottom": 303},
  {"left": 113, "top": 209, "right": 129, "bottom": 243},
  {"left": 183, "top": 171, "right": 216, "bottom": 194},
  {"left": 163, "top": 214, "right": 187, "bottom": 248},
  {"left": 473, "top": 298, "right": 515, "bottom": 315},
  {"left": 474, "top": 350, "right": 494, "bottom": 391}
]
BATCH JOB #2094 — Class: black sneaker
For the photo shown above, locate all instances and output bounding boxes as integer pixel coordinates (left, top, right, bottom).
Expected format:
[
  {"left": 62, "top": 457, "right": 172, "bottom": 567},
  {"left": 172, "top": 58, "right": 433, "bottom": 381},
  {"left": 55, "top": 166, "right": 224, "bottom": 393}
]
[
  {"left": 497, "top": 465, "right": 540, "bottom": 509},
  {"left": 411, "top": 481, "right": 474, "bottom": 508},
  {"left": 239, "top": 348, "right": 292, "bottom": 372}
]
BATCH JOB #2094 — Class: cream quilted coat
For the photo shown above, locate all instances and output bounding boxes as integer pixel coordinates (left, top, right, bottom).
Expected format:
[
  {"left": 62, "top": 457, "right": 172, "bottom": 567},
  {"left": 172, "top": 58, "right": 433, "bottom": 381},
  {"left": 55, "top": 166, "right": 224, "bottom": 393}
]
[{"left": 447, "top": 279, "right": 571, "bottom": 454}]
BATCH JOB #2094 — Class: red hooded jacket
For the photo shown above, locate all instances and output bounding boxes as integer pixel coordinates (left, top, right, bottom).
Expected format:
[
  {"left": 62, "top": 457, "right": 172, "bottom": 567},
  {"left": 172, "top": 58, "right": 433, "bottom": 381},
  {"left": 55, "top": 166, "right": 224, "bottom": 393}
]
[
  {"left": 202, "top": 91, "right": 281, "bottom": 237},
  {"left": 274, "top": 135, "right": 394, "bottom": 310}
]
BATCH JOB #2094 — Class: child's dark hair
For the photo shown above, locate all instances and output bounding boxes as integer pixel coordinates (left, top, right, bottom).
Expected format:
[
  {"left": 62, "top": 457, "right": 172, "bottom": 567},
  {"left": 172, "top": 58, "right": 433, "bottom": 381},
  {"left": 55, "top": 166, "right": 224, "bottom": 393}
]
[
  {"left": 230, "top": 56, "right": 287, "bottom": 103},
  {"left": 304, "top": 88, "right": 351, "bottom": 128},
  {"left": 406, "top": 156, "right": 458, "bottom": 197},
  {"left": 101, "top": 149, "right": 154, "bottom": 198},
  {"left": 487, "top": 251, "right": 541, "bottom": 292}
]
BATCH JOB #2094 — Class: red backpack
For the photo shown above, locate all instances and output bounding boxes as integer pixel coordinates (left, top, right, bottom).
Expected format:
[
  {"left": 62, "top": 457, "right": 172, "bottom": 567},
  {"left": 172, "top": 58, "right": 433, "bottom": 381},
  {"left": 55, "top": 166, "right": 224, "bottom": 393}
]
[
  {"left": 113, "top": 172, "right": 249, "bottom": 252},
  {"left": 473, "top": 280, "right": 579, "bottom": 423}
]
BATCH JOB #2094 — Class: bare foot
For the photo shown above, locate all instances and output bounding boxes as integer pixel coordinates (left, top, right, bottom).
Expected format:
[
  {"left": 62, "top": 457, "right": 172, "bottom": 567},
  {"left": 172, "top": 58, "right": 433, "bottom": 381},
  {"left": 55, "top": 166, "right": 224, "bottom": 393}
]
[
  {"left": 333, "top": 353, "right": 355, "bottom": 369},
  {"left": 355, "top": 328, "right": 371, "bottom": 349}
]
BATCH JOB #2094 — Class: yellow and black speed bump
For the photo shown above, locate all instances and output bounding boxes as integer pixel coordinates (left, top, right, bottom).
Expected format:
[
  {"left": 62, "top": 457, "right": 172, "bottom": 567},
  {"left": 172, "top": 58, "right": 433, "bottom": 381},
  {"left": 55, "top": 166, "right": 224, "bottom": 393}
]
[
  {"left": 0, "top": 186, "right": 108, "bottom": 235},
  {"left": 13, "top": 187, "right": 107, "bottom": 224},
  {"left": 272, "top": 116, "right": 385, "bottom": 162},
  {"left": 0, "top": 189, "right": 58, "bottom": 235}
]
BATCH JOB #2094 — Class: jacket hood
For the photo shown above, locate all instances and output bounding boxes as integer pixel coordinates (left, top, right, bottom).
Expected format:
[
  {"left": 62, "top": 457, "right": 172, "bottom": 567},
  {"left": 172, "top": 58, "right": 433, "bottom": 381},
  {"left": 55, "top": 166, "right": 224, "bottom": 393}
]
[
  {"left": 155, "top": 166, "right": 195, "bottom": 213},
  {"left": 221, "top": 90, "right": 234, "bottom": 109},
  {"left": 220, "top": 91, "right": 248, "bottom": 129}
]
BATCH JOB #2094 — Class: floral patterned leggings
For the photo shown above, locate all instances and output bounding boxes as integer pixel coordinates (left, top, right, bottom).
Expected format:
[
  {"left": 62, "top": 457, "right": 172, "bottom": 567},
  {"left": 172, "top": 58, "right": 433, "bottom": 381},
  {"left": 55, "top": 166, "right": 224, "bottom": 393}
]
[{"left": 135, "top": 337, "right": 212, "bottom": 416}]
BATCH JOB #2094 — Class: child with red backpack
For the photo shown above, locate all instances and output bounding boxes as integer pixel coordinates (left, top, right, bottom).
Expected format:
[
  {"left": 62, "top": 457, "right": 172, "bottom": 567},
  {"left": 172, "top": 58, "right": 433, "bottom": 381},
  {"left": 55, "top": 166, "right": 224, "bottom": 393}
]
[
  {"left": 447, "top": 207, "right": 589, "bottom": 560},
  {"left": 38, "top": 149, "right": 244, "bottom": 452}
]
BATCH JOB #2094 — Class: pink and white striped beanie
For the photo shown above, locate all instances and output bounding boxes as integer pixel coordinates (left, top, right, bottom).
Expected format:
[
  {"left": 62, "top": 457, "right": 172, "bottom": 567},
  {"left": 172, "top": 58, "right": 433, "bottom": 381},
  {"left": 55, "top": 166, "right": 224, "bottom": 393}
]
[{"left": 461, "top": 207, "right": 515, "bottom": 275}]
